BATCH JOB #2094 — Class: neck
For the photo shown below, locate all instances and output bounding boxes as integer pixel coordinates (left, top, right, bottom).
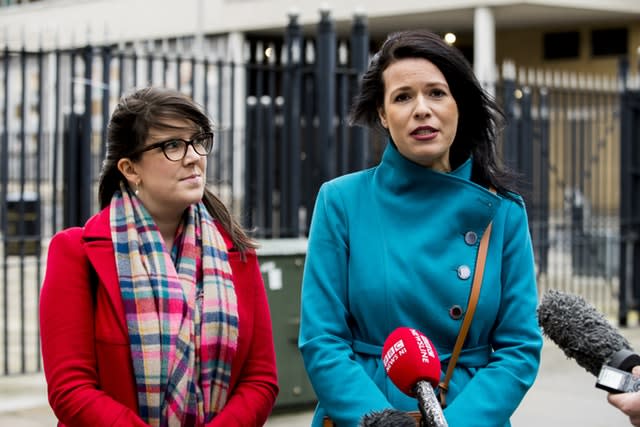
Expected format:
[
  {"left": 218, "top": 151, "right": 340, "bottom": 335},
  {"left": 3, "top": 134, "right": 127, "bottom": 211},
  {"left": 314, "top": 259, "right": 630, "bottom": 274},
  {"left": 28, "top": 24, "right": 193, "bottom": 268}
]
[
  {"left": 138, "top": 196, "right": 186, "bottom": 250},
  {"left": 150, "top": 211, "right": 184, "bottom": 251}
]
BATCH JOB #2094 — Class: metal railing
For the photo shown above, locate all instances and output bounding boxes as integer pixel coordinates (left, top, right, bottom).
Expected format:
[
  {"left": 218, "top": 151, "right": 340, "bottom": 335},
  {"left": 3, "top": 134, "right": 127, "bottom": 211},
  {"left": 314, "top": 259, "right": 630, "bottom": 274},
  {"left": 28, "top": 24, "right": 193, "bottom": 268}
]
[{"left": 1, "top": 11, "right": 639, "bottom": 375}]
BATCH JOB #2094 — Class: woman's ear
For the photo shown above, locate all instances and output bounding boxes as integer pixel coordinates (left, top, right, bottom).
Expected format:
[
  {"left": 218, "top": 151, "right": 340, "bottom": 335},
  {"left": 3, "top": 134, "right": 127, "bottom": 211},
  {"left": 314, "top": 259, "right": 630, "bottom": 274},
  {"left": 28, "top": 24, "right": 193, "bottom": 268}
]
[
  {"left": 116, "top": 158, "right": 139, "bottom": 185},
  {"left": 377, "top": 107, "right": 388, "bottom": 129}
]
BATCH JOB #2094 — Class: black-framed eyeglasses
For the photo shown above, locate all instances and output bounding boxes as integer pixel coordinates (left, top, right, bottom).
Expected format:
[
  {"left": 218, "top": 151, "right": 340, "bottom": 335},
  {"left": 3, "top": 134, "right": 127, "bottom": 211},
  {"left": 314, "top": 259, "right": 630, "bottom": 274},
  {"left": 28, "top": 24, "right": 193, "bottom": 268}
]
[{"left": 133, "top": 132, "right": 214, "bottom": 161}]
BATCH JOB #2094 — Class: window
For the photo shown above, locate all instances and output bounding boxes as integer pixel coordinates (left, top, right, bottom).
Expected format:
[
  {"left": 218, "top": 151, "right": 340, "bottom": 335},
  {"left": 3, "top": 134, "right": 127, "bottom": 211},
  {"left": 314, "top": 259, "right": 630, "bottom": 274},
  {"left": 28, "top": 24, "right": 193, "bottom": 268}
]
[
  {"left": 543, "top": 31, "right": 580, "bottom": 60},
  {"left": 591, "top": 28, "right": 628, "bottom": 57}
]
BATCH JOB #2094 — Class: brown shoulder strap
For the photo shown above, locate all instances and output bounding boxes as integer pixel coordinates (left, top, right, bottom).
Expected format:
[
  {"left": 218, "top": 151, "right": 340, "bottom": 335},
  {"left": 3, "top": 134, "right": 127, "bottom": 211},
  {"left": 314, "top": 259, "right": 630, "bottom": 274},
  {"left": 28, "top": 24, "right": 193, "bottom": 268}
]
[{"left": 438, "top": 220, "right": 493, "bottom": 407}]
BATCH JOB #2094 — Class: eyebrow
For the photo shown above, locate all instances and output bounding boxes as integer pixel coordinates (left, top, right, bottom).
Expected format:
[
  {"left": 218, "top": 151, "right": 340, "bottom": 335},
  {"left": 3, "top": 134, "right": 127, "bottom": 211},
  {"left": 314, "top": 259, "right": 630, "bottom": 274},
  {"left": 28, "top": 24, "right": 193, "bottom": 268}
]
[
  {"left": 148, "top": 130, "right": 202, "bottom": 143},
  {"left": 390, "top": 80, "right": 450, "bottom": 94}
]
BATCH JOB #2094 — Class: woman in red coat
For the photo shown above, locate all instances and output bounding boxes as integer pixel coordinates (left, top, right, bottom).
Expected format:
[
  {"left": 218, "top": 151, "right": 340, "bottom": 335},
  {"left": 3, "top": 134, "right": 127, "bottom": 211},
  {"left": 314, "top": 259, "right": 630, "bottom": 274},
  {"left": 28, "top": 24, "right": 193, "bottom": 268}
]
[{"left": 40, "top": 87, "right": 279, "bottom": 427}]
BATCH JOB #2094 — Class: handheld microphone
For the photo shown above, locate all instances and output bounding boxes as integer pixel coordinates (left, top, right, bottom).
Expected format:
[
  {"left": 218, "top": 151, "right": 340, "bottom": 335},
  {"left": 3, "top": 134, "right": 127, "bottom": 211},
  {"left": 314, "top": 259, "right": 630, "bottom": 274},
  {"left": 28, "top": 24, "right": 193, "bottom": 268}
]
[
  {"left": 382, "top": 327, "right": 448, "bottom": 427},
  {"left": 537, "top": 289, "right": 640, "bottom": 393},
  {"left": 359, "top": 408, "right": 417, "bottom": 427}
]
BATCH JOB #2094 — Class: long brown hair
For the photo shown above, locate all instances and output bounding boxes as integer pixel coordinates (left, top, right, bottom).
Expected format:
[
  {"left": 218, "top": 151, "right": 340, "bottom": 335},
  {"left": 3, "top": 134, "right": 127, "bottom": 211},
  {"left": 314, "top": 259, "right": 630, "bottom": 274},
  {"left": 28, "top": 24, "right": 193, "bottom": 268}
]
[{"left": 98, "top": 86, "right": 256, "bottom": 253}]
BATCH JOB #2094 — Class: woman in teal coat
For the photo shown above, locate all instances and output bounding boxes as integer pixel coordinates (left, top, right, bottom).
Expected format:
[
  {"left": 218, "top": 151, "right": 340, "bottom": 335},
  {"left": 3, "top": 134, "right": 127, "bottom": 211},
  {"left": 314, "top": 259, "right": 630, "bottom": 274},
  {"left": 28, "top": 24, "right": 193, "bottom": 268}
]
[{"left": 298, "top": 30, "right": 542, "bottom": 427}]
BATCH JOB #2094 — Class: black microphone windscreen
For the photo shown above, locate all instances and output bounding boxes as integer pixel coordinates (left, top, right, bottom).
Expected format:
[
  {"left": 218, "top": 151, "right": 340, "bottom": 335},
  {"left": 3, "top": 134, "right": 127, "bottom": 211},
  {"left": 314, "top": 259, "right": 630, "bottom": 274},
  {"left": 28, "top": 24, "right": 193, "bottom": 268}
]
[
  {"left": 537, "top": 289, "right": 632, "bottom": 376},
  {"left": 359, "top": 409, "right": 416, "bottom": 427}
]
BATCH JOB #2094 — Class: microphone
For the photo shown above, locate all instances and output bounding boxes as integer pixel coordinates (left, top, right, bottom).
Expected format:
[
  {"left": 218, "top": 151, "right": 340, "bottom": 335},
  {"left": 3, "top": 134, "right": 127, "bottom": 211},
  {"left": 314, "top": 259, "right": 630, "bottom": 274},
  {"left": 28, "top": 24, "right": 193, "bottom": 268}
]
[
  {"left": 359, "top": 408, "right": 417, "bottom": 427},
  {"left": 537, "top": 289, "right": 640, "bottom": 393},
  {"left": 382, "top": 327, "right": 448, "bottom": 427}
]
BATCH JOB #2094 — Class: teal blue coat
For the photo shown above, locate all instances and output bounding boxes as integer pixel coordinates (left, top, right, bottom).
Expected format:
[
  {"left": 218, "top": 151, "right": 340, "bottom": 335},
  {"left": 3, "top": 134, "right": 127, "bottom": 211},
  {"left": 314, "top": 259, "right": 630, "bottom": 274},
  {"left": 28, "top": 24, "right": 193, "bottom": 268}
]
[{"left": 299, "top": 143, "right": 542, "bottom": 427}]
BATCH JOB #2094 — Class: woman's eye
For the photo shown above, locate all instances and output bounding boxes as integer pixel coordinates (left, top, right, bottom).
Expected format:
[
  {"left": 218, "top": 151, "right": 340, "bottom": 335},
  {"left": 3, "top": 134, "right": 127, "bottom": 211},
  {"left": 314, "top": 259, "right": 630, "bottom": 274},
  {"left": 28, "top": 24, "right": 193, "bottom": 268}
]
[
  {"left": 164, "top": 140, "right": 183, "bottom": 150},
  {"left": 394, "top": 93, "right": 410, "bottom": 102},
  {"left": 431, "top": 89, "right": 446, "bottom": 97}
]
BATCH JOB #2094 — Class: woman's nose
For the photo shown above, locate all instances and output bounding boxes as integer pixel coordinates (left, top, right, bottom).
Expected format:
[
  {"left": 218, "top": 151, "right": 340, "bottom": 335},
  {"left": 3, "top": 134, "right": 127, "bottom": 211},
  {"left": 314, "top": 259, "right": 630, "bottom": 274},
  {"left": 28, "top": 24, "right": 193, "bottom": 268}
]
[
  {"left": 414, "top": 95, "right": 431, "bottom": 118},
  {"left": 183, "top": 144, "right": 200, "bottom": 163}
]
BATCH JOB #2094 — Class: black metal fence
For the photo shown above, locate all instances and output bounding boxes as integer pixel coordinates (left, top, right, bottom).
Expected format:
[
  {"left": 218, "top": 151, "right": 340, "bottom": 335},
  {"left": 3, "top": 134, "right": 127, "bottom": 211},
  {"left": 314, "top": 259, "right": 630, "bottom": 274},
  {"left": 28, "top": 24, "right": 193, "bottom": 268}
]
[
  {"left": 499, "top": 65, "right": 633, "bottom": 320},
  {"left": 1, "top": 11, "right": 639, "bottom": 375}
]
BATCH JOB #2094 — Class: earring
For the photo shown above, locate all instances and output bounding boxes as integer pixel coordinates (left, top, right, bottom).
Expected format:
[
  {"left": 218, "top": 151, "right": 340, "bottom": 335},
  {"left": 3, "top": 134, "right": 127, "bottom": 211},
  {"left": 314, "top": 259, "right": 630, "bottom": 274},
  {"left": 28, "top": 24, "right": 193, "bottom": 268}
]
[{"left": 135, "top": 182, "right": 140, "bottom": 196}]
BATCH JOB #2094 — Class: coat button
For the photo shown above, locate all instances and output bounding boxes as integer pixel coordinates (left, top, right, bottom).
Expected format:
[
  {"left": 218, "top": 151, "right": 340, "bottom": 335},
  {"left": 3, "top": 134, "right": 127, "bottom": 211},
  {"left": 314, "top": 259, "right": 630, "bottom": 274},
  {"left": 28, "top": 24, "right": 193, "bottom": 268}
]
[
  {"left": 457, "top": 265, "right": 471, "bottom": 280},
  {"left": 449, "top": 305, "right": 463, "bottom": 320},
  {"left": 464, "top": 231, "right": 478, "bottom": 245}
]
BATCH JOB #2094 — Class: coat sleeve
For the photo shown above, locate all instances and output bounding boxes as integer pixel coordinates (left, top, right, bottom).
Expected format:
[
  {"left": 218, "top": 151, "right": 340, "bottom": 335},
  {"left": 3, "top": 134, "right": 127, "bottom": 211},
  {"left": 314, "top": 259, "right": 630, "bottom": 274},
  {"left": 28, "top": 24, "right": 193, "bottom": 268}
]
[
  {"left": 443, "top": 199, "right": 543, "bottom": 427},
  {"left": 299, "top": 182, "right": 393, "bottom": 426},
  {"left": 40, "top": 229, "right": 148, "bottom": 427},
  {"left": 207, "top": 251, "right": 279, "bottom": 426}
]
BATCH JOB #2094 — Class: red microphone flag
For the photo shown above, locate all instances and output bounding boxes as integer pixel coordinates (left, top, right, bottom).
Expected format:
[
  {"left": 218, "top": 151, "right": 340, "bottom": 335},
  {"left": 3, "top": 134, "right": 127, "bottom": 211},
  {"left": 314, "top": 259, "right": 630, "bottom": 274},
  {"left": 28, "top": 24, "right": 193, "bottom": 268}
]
[{"left": 382, "top": 327, "right": 441, "bottom": 396}]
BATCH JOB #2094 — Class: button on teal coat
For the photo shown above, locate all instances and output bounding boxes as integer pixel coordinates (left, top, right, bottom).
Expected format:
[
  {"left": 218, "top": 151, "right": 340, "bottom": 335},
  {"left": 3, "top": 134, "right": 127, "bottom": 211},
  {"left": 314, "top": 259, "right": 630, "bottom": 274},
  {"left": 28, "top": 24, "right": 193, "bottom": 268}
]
[{"left": 299, "top": 143, "right": 543, "bottom": 427}]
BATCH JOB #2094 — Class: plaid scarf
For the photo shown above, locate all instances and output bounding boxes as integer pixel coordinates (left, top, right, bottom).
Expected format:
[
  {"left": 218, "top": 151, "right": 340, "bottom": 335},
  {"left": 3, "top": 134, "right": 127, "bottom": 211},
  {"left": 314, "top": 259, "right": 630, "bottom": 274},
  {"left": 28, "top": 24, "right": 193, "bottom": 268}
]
[{"left": 110, "top": 184, "right": 238, "bottom": 426}]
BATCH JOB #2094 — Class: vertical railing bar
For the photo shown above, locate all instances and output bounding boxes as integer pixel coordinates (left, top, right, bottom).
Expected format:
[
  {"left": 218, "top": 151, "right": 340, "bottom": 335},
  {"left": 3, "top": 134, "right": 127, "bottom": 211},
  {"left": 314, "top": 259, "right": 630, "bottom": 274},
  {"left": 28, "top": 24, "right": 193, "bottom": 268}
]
[
  {"left": 216, "top": 59, "right": 223, "bottom": 192},
  {"left": 80, "top": 45, "right": 93, "bottom": 223},
  {"left": 101, "top": 44, "right": 111, "bottom": 161},
  {"left": 2, "top": 45, "right": 10, "bottom": 375},
  {"left": 190, "top": 55, "right": 196, "bottom": 100},
  {"left": 19, "top": 46, "right": 28, "bottom": 373},
  {"left": 265, "top": 58, "right": 276, "bottom": 236},
  {"left": 35, "top": 47, "right": 44, "bottom": 371},
  {"left": 117, "top": 47, "right": 124, "bottom": 96},
  {"left": 176, "top": 54, "right": 182, "bottom": 91},
  {"left": 52, "top": 49, "right": 60, "bottom": 238},
  {"left": 132, "top": 47, "right": 138, "bottom": 88},
  {"left": 254, "top": 60, "right": 265, "bottom": 236},
  {"left": 228, "top": 59, "right": 236, "bottom": 211}
]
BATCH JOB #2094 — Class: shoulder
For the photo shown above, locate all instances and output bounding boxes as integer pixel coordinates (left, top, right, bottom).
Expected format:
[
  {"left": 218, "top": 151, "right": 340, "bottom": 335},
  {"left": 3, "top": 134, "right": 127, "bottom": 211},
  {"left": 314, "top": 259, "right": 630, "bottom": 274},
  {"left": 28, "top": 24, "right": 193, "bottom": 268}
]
[
  {"left": 494, "top": 191, "right": 531, "bottom": 235},
  {"left": 316, "top": 168, "right": 376, "bottom": 209},
  {"left": 323, "top": 167, "right": 375, "bottom": 191},
  {"left": 49, "top": 226, "right": 84, "bottom": 249},
  {"left": 498, "top": 191, "right": 527, "bottom": 217}
]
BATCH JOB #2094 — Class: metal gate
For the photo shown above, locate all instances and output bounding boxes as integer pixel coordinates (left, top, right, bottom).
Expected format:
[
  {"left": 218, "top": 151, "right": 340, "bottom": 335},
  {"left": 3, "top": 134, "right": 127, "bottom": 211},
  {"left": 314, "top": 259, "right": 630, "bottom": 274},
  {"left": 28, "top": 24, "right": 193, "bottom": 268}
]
[
  {"left": 619, "top": 83, "right": 640, "bottom": 326},
  {"left": 500, "top": 64, "right": 640, "bottom": 320},
  {"left": 1, "top": 16, "right": 639, "bottom": 376}
]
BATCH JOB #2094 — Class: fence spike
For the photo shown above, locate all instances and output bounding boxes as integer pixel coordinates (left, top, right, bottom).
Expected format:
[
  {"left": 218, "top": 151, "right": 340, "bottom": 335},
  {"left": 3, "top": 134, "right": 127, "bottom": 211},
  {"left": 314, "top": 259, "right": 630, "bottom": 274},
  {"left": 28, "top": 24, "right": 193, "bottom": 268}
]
[{"left": 319, "top": 2, "right": 331, "bottom": 15}]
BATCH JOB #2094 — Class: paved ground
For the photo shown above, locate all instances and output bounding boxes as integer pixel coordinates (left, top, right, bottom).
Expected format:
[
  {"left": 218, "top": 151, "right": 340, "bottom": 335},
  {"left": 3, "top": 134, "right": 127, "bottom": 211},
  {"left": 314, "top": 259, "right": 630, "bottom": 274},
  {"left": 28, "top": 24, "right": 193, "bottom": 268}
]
[{"left": 1, "top": 326, "right": 639, "bottom": 426}]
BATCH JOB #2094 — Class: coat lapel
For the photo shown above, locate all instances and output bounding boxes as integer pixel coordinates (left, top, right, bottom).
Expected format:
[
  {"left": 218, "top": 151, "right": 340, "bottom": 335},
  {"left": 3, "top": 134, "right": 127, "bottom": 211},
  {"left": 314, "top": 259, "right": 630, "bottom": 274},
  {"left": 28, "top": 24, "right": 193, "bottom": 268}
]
[{"left": 82, "top": 208, "right": 128, "bottom": 337}]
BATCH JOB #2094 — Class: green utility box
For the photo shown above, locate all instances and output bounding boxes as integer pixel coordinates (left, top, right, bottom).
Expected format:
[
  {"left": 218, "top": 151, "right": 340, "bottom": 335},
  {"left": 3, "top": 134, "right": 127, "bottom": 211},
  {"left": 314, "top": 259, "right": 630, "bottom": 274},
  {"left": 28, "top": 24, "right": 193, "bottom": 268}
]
[{"left": 258, "top": 238, "right": 316, "bottom": 409}]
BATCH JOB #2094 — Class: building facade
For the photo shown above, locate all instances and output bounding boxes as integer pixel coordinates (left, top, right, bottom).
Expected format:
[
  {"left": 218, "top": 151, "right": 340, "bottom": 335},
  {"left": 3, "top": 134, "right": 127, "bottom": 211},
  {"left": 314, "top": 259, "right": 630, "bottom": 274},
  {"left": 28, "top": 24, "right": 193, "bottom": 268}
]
[{"left": 1, "top": 0, "right": 639, "bottom": 80}]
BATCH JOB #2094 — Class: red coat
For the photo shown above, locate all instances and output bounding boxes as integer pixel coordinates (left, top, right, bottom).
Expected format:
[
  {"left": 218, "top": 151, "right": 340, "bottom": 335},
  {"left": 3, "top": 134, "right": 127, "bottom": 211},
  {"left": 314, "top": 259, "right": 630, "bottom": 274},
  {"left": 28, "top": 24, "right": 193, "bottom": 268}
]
[{"left": 40, "top": 207, "right": 279, "bottom": 426}]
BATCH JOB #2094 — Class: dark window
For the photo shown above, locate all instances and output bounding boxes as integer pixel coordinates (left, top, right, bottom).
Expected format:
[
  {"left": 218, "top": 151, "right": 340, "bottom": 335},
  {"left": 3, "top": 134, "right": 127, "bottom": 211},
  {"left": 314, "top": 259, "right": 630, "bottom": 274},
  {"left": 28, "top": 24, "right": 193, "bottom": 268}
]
[
  {"left": 591, "top": 28, "right": 628, "bottom": 57},
  {"left": 543, "top": 31, "right": 580, "bottom": 60}
]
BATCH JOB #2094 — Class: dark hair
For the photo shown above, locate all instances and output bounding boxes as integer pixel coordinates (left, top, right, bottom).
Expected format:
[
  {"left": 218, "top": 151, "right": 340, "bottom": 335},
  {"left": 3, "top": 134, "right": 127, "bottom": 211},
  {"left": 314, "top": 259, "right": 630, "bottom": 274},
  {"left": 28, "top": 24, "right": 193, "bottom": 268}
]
[
  {"left": 98, "top": 86, "right": 256, "bottom": 253},
  {"left": 350, "top": 30, "right": 517, "bottom": 196}
]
